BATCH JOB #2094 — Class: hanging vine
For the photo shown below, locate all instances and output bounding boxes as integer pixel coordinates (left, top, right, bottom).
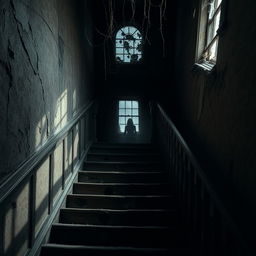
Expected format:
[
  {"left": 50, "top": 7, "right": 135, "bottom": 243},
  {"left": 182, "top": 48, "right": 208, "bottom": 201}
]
[{"left": 85, "top": 0, "right": 167, "bottom": 79}]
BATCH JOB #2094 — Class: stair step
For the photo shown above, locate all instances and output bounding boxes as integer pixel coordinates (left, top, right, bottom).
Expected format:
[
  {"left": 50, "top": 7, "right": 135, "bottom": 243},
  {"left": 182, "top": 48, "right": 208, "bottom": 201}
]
[
  {"left": 90, "top": 143, "right": 153, "bottom": 150},
  {"left": 78, "top": 171, "right": 166, "bottom": 183},
  {"left": 84, "top": 161, "right": 162, "bottom": 171},
  {"left": 59, "top": 208, "right": 177, "bottom": 226},
  {"left": 66, "top": 194, "right": 175, "bottom": 209},
  {"left": 40, "top": 143, "right": 193, "bottom": 256},
  {"left": 49, "top": 224, "right": 176, "bottom": 248},
  {"left": 41, "top": 244, "right": 192, "bottom": 256},
  {"left": 90, "top": 147, "right": 156, "bottom": 154},
  {"left": 87, "top": 152, "right": 160, "bottom": 161},
  {"left": 73, "top": 182, "right": 171, "bottom": 195}
]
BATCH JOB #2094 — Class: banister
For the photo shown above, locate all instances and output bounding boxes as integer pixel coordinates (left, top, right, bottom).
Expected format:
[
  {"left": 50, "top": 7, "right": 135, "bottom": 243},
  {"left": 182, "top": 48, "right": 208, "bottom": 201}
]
[
  {"left": 0, "top": 100, "right": 94, "bottom": 204},
  {"left": 156, "top": 102, "right": 251, "bottom": 254}
]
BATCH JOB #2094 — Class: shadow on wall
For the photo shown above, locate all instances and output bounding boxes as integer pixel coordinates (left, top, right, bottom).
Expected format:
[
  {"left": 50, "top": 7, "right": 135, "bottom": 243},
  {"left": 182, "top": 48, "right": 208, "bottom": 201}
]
[{"left": 0, "top": 0, "right": 94, "bottom": 182}]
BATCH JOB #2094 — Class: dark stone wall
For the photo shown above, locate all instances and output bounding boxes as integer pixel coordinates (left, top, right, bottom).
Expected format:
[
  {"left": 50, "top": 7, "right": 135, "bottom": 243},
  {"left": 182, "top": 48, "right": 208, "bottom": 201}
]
[
  {"left": 0, "top": 0, "right": 94, "bottom": 182},
  {"left": 168, "top": 0, "right": 256, "bottom": 209}
]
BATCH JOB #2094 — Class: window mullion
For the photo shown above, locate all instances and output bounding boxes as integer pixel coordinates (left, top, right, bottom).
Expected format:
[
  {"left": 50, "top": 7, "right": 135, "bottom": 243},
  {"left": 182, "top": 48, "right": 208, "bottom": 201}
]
[{"left": 202, "top": 34, "right": 218, "bottom": 57}]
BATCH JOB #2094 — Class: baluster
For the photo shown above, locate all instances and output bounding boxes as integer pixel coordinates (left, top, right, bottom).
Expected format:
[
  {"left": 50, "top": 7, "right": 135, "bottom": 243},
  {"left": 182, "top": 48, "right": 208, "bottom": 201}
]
[
  {"left": 186, "top": 161, "right": 193, "bottom": 227},
  {"left": 193, "top": 173, "right": 202, "bottom": 252}
]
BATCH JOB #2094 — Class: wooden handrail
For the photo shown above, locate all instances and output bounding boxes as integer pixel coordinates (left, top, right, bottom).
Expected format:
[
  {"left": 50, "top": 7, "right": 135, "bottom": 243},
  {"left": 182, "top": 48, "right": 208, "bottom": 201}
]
[
  {"left": 0, "top": 101, "right": 94, "bottom": 204},
  {"left": 156, "top": 102, "right": 250, "bottom": 254}
]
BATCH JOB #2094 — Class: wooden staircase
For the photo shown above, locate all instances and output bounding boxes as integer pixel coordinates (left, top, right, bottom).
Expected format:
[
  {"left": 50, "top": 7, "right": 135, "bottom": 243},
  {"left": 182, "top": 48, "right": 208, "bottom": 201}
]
[{"left": 40, "top": 143, "right": 193, "bottom": 256}]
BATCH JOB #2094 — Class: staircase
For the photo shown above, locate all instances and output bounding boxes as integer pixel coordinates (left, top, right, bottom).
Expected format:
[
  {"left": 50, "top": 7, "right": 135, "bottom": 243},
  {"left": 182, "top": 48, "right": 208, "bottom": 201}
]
[{"left": 40, "top": 143, "right": 192, "bottom": 256}]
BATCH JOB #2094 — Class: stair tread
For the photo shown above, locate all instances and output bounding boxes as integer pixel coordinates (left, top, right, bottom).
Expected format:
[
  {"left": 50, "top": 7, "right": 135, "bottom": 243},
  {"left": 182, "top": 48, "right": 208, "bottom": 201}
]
[
  {"left": 69, "top": 194, "right": 173, "bottom": 198},
  {"left": 41, "top": 244, "right": 193, "bottom": 253},
  {"left": 61, "top": 208, "right": 175, "bottom": 212},
  {"left": 79, "top": 171, "right": 163, "bottom": 174},
  {"left": 41, "top": 244, "right": 193, "bottom": 256},
  {"left": 52, "top": 223, "right": 169, "bottom": 229},
  {"left": 42, "top": 244, "right": 169, "bottom": 251},
  {"left": 91, "top": 143, "right": 153, "bottom": 148},
  {"left": 74, "top": 182, "right": 168, "bottom": 185},
  {"left": 88, "top": 152, "right": 159, "bottom": 156},
  {"left": 85, "top": 161, "right": 161, "bottom": 164},
  {"left": 41, "top": 143, "right": 193, "bottom": 255}
]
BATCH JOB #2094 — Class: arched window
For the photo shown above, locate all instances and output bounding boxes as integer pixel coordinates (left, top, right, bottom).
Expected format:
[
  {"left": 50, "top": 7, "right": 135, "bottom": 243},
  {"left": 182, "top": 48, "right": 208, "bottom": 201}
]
[{"left": 115, "top": 26, "right": 142, "bottom": 63}]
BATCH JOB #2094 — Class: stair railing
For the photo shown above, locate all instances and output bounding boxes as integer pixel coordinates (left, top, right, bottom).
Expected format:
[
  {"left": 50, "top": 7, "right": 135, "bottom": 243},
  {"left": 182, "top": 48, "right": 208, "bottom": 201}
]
[
  {"left": 153, "top": 102, "right": 253, "bottom": 256},
  {"left": 0, "top": 101, "right": 97, "bottom": 256}
]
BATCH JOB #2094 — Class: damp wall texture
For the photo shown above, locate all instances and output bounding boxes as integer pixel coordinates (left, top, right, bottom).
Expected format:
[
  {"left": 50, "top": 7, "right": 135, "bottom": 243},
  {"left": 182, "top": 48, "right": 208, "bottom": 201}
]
[
  {"left": 0, "top": 0, "right": 94, "bottom": 182},
  {"left": 170, "top": 0, "right": 256, "bottom": 210}
]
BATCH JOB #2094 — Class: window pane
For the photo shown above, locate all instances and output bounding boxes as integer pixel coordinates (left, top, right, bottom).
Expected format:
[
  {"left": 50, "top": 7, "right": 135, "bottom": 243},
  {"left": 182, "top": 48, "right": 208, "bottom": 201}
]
[
  {"left": 209, "top": 39, "right": 218, "bottom": 61},
  {"left": 119, "top": 117, "right": 125, "bottom": 124},
  {"left": 122, "top": 27, "right": 129, "bottom": 34},
  {"left": 132, "top": 117, "right": 139, "bottom": 124},
  {"left": 119, "top": 101, "right": 125, "bottom": 108},
  {"left": 120, "top": 125, "right": 125, "bottom": 133},
  {"left": 116, "top": 40, "right": 123, "bottom": 47},
  {"left": 216, "top": 0, "right": 222, "bottom": 9},
  {"left": 132, "top": 109, "right": 138, "bottom": 116},
  {"left": 124, "top": 55, "right": 130, "bottom": 63},
  {"left": 116, "top": 48, "right": 123, "bottom": 55},
  {"left": 129, "top": 26, "right": 136, "bottom": 35},
  {"left": 135, "top": 125, "right": 139, "bottom": 132},
  {"left": 126, "top": 101, "right": 132, "bottom": 108},
  {"left": 119, "top": 109, "right": 125, "bottom": 115},
  {"left": 126, "top": 108, "right": 132, "bottom": 116},
  {"left": 214, "top": 11, "right": 221, "bottom": 37},
  {"left": 116, "top": 55, "right": 124, "bottom": 63},
  {"left": 132, "top": 101, "right": 138, "bottom": 108}
]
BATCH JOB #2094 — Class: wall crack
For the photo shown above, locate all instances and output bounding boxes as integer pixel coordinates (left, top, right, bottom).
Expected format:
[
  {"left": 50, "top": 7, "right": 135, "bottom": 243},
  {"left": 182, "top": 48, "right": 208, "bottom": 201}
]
[
  {"left": 0, "top": 59, "right": 13, "bottom": 135},
  {"left": 10, "top": 0, "right": 37, "bottom": 75},
  {"left": 10, "top": 0, "right": 49, "bottom": 138}
]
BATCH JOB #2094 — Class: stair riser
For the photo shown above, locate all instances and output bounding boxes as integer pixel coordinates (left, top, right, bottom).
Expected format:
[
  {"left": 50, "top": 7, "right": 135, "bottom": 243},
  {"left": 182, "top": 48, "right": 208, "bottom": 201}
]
[
  {"left": 84, "top": 162, "right": 161, "bottom": 172},
  {"left": 40, "top": 247, "right": 176, "bottom": 256},
  {"left": 66, "top": 195, "right": 174, "bottom": 210},
  {"left": 50, "top": 225, "right": 174, "bottom": 247},
  {"left": 73, "top": 183, "right": 170, "bottom": 195},
  {"left": 87, "top": 154, "right": 159, "bottom": 162},
  {"left": 59, "top": 210, "right": 177, "bottom": 226},
  {"left": 78, "top": 172, "right": 166, "bottom": 183},
  {"left": 89, "top": 145, "right": 154, "bottom": 154}
]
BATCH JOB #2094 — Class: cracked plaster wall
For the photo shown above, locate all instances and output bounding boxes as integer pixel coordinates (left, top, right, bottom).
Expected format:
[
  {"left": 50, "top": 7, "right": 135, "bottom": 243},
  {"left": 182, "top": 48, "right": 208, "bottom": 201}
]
[{"left": 0, "top": 0, "right": 94, "bottom": 182}]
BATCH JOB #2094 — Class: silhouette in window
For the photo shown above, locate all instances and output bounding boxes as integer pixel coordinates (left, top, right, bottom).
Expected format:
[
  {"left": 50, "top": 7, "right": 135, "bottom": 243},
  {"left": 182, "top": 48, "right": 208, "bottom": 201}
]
[{"left": 124, "top": 118, "right": 136, "bottom": 137}]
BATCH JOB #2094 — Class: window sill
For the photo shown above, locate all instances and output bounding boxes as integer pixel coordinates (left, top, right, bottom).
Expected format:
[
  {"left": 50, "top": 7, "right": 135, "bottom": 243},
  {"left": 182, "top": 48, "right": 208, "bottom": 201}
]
[{"left": 193, "top": 61, "right": 216, "bottom": 74}]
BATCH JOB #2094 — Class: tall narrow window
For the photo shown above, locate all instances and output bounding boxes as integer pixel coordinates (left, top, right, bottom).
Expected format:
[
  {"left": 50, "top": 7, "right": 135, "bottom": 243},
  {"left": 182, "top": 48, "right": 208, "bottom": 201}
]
[
  {"left": 115, "top": 26, "right": 142, "bottom": 63},
  {"left": 196, "top": 0, "right": 222, "bottom": 70},
  {"left": 119, "top": 100, "right": 139, "bottom": 133}
]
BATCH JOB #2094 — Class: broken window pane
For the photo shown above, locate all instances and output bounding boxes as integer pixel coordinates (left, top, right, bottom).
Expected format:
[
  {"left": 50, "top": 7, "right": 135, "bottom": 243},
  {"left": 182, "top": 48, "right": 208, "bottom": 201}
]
[{"left": 115, "top": 26, "right": 142, "bottom": 63}]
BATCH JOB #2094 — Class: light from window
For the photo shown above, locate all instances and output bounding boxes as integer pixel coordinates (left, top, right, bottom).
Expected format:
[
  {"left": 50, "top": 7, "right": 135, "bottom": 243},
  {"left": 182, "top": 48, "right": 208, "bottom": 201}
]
[
  {"left": 197, "top": 0, "right": 222, "bottom": 66},
  {"left": 116, "top": 26, "right": 142, "bottom": 63},
  {"left": 204, "top": 0, "right": 222, "bottom": 62},
  {"left": 118, "top": 100, "right": 139, "bottom": 133}
]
